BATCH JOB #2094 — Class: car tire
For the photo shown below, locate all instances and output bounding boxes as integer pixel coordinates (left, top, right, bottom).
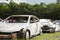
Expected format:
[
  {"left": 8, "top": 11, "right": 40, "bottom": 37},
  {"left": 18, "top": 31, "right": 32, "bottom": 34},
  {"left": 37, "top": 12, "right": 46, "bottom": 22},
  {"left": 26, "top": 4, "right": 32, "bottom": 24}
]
[
  {"left": 24, "top": 31, "right": 30, "bottom": 40},
  {"left": 53, "top": 29, "right": 55, "bottom": 33},
  {"left": 50, "top": 29, "right": 55, "bottom": 33}
]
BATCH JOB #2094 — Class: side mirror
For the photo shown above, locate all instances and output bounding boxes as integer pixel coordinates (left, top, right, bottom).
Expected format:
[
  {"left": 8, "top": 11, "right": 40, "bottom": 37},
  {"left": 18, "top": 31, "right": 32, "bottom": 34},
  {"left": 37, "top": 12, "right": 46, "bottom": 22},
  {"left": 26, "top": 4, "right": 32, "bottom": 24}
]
[{"left": 35, "top": 20, "right": 39, "bottom": 22}]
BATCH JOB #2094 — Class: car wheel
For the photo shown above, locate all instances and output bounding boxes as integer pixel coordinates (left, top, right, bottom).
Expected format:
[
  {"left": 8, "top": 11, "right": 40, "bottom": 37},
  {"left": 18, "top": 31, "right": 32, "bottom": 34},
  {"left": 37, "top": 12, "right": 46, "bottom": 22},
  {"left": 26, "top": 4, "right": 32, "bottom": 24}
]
[
  {"left": 24, "top": 31, "right": 30, "bottom": 40},
  {"left": 53, "top": 29, "right": 55, "bottom": 33},
  {"left": 50, "top": 29, "right": 55, "bottom": 33}
]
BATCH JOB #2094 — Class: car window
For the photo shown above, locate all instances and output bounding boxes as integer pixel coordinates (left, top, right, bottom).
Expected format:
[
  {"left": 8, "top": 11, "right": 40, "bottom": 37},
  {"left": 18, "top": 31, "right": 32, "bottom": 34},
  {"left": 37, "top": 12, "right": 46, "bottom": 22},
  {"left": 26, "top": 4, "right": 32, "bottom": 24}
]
[
  {"left": 30, "top": 17, "right": 35, "bottom": 23},
  {"left": 6, "top": 16, "right": 28, "bottom": 23},
  {"left": 34, "top": 17, "right": 39, "bottom": 22}
]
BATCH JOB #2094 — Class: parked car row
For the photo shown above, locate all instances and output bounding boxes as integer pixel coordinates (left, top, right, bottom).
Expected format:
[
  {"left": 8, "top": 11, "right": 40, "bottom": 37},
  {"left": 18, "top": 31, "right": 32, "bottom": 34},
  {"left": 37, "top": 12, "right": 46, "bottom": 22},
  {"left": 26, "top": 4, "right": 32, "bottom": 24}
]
[{"left": 0, "top": 15, "right": 60, "bottom": 40}]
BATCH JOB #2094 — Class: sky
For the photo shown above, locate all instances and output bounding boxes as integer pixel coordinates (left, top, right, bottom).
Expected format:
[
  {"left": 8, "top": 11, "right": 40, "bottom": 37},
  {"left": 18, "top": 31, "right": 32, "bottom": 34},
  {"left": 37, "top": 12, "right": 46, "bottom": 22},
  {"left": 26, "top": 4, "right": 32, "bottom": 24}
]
[
  {"left": 0, "top": 0, "right": 56, "bottom": 4},
  {"left": 20, "top": 0, "right": 56, "bottom": 4}
]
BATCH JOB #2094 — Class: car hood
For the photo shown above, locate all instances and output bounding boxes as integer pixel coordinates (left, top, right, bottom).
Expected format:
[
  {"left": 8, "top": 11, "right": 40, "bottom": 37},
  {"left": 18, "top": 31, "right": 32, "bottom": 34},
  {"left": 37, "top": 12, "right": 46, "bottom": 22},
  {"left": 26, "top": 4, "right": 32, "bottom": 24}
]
[{"left": 0, "top": 22, "right": 27, "bottom": 32}]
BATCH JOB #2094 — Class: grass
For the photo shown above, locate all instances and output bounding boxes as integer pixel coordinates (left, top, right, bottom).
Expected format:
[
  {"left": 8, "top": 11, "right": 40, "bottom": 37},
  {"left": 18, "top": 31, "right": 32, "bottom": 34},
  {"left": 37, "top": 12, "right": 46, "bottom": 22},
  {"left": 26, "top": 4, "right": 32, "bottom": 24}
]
[
  {"left": 30, "top": 32, "right": 60, "bottom": 40},
  {"left": 1, "top": 32, "right": 60, "bottom": 40}
]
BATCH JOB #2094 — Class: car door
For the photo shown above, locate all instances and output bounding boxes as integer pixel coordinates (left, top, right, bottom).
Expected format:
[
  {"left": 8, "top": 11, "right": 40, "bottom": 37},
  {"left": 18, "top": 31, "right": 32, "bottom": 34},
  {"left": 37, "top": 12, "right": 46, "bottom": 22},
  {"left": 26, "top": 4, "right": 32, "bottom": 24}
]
[
  {"left": 29, "top": 17, "right": 38, "bottom": 36},
  {"left": 34, "top": 17, "right": 41, "bottom": 35}
]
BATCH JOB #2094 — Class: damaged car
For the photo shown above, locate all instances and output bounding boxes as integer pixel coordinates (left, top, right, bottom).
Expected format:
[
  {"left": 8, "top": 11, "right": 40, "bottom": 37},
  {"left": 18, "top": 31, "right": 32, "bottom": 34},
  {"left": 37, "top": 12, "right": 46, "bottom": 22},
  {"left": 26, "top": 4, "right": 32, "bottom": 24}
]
[{"left": 0, "top": 15, "right": 42, "bottom": 40}]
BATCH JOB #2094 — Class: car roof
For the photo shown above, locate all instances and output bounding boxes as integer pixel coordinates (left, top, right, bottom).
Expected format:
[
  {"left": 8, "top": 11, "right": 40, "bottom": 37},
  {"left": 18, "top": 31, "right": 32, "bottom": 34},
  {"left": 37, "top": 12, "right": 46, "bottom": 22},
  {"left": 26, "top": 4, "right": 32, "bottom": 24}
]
[
  {"left": 11, "top": 15, "right": 34, "bottom": 17},
  {"left": 4, "top": 15, "right": 39, "bottom": 20}
]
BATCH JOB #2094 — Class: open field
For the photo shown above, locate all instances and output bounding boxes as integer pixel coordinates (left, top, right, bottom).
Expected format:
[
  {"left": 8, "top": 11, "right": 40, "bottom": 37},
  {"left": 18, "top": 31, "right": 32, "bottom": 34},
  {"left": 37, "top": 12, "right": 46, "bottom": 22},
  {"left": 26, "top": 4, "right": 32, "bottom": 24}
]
[{"left": 30, "top": 32, "right": 60, "bottom": 40}]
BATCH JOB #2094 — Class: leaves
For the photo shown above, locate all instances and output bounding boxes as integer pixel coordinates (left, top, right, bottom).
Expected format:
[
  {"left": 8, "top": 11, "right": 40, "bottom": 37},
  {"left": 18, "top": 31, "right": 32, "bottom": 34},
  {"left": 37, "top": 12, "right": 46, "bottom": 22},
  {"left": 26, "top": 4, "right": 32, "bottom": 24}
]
[{"left": 0, "top": 3, "right": 60, "bottom": 20}]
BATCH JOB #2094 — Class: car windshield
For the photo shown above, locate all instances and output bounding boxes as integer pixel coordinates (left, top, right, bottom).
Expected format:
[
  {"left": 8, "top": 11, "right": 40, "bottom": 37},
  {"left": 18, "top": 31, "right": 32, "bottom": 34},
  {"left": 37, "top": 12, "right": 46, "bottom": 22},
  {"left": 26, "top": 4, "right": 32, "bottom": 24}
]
[{"left": 6, "top": 16, "right": 28, "bottom": 23}]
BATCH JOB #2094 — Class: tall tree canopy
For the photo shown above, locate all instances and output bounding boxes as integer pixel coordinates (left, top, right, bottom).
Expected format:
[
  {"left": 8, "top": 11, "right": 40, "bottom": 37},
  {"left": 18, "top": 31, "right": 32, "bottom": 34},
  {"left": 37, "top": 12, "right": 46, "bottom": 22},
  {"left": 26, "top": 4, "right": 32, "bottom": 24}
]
[{"left": 0, "top": 3, "right": 60, "bottom": 20}]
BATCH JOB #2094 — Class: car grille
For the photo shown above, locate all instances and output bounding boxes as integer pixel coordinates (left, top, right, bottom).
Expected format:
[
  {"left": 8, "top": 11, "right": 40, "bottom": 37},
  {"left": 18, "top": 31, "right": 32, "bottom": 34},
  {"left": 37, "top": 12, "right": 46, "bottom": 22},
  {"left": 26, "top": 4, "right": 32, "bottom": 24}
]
[{"left": 42, "top": 25, "right": 50, "bottom": 30}]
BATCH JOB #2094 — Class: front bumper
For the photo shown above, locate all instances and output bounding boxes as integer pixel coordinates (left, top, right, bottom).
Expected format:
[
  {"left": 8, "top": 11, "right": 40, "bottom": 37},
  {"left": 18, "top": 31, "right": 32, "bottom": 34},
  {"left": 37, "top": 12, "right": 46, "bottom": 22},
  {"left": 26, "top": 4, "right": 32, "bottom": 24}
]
[
  {"left": 41, "top": 27, "right": 55, "bottom": 32},
  {"left": 0, "top": 32, "right": 17, "bottom": 39},
  {"left": 42, "top": 29, "right": 53, "bottom": 31},
  {"left": 0, "top": 35, "right": 12, "bottom": 38}
]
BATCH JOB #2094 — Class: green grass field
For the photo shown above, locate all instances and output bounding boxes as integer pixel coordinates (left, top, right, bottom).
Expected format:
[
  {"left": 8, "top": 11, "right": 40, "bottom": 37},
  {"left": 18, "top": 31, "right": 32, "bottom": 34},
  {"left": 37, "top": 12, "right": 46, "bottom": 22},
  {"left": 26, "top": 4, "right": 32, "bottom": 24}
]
[{"left": 30, "top": 32, "right": 60, "bottom": 40}]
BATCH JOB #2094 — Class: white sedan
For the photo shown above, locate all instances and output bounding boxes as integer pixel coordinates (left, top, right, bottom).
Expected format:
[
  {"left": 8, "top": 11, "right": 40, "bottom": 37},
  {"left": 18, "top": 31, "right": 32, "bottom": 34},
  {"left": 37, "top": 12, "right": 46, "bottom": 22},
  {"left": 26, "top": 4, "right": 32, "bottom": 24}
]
[
  {"left": 0, "top": 15, "right": 42, "bottom": 40},
  {"left": 40, "top": 19, "right": 56, "bottom": 33}
]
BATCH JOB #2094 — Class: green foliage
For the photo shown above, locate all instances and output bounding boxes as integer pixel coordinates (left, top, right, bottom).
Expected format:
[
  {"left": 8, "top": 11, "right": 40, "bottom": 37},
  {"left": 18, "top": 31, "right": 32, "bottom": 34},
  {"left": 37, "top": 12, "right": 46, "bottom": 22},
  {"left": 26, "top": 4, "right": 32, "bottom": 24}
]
[{"left": 0, "top": 3, "right": 60, "bottom": 20}]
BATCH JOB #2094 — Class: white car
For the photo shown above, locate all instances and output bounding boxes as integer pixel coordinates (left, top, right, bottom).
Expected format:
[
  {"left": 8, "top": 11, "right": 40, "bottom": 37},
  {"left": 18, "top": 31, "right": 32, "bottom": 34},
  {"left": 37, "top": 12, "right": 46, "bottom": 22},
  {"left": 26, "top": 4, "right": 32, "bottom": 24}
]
[
  {"left": 0, "top": 15, "right": 42, "bottom": 39},
  {"left": 53, "top": 20, "right": 60, "bottom": 31},
  {"left": 40, "top": 19, "right": 56, "bottom": 33}
]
